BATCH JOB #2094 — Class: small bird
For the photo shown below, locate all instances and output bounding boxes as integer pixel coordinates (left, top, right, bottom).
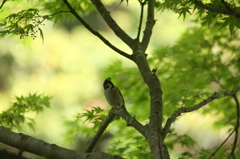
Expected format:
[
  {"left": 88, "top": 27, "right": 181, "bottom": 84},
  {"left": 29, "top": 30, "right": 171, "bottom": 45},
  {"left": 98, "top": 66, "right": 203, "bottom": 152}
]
[{"left": 103, "top": 77, "right": 125, "bottom": 109}]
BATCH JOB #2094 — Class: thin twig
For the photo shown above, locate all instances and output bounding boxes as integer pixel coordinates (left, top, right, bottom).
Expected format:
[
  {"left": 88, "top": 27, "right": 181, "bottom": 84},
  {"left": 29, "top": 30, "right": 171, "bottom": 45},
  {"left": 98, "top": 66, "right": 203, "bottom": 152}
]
[
  {"left": 208, "top": 130, "right": 235, "bottom": 159},
  {"left": 211, "top": 79, "right": 239, "bottom": 158},
  {"left": 91, "top": 0, "right": 134, "bottom": 48},
  {"left": 85, "top": 113, "right": 115, "bottom": 153},
  {"left": 228, "top": 94, "right": 239, "bottom": 158},
  {"left": 213, "top": 78, "right": 226, "bottom": 90},
  {"left": 0, "top": 0, "right": 7, "bottom": 10},
  {"left": 136, "top": 0, "right": 146, "bottom": 40},
  {"left": 85, "top": 107, "right": 147, "bottom": 153},
  {"left": 62, "top": 0, "right": 133, "bottom": 60},
  {"left": 50, "top": 10, "right": 71, "bottom": 16}
]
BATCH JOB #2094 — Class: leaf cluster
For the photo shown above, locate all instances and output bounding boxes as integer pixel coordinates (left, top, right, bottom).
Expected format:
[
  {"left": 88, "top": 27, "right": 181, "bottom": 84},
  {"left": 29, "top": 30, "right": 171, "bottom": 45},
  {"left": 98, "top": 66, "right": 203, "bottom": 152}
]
[
  {"left": 0, "top": 93, "right": 51, "bottom": 131},
  {"left": 157, "top": 0, "right": 240, "bottom": 34},
  {"left": 62, "top": 107, "right": 109, "bottom": 144},
  {"left": 0, "top": 8, "right": 51, "bottom": 40},
  {"left": 108, "top": 131, "right": 152, "bottom": 159},
  {"left": 78, "top": 106, "right": 108, "bottom": 129},
  {"left": 40, "top": 0, "right": 95, "bottom": 23}
]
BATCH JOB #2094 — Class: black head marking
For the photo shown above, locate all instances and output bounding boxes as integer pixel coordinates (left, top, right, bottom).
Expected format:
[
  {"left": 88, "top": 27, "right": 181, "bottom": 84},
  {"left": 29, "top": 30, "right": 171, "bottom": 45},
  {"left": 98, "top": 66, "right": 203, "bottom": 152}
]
[{"left": 103, "top": 77, "right": 114, "bottom": 90}]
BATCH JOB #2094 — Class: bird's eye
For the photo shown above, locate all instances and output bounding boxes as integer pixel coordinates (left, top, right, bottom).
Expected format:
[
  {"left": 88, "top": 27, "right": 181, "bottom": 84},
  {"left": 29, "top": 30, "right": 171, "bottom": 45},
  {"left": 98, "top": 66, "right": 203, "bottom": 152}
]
[{"left": 104, "top": 84, "right": 109, "bottom": 89}]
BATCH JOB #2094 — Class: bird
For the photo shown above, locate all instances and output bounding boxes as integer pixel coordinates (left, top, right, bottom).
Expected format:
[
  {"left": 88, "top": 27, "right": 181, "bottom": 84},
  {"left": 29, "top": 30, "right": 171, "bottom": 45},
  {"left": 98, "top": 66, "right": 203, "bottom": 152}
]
[{"left": 103, "top": 77, "right": 125, "bottom": 110}]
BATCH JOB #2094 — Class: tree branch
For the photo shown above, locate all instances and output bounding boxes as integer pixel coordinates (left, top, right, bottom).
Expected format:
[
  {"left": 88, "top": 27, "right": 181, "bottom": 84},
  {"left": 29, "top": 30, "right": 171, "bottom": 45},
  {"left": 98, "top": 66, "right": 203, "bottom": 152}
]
[
  {"left": 220, "top": 0, "right": 234, "bottom": 11},
  {"left": 228, "top": 94, "right": 239, "bottom": 158},
  {"left": 90, "top": 0, "right": 134, "bottom": 48},
  {"left": 131, "top": 48, "right": 167, "bottom": 158},
  {"left": 86, "top": 106, "right": 148, "bottom": 153},
  {"left": 110, "top": 108, "right": 147, "bottom": 137},
  {"left": 85, "top": 113, "right": 115, "bottom": 153},
  {"left": 50, "top": 10, "right": 71, "bottom": 16},
  {"left": 208, "top": 130, "right": 235, "bottom": 159},
  {"left": 141, "top": 0, "right": 155, "bottom": 52},
  {"left": 0, "top": 126, "right": 123, "bottom": 159},
  {"left": 136, "top": 0, "right": 146, "bottom": 40},
  {"left": 162, "top": 87, "right": 240, "bottom": 139},
  {"left": 194, "top": 0, "right": 240, "bottom": 19},
  {"left": 62, "top": 0, "right": 132, "bottom": 60},
  {"left": 0, "top": 0, "right": 7, "bottom": 10}
]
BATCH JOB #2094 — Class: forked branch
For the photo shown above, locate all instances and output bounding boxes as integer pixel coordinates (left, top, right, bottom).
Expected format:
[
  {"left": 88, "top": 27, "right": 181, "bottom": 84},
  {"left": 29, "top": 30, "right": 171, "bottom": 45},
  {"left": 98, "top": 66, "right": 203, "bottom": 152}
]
[
  {"left": 62, "top": 0, "right": 132, "bottom": 60},
  {"left": 91, "top": 0, "right": 134, "bottom": 48},
  {"left": 162, "top": 87, "right": 240, "bottom": 139},
  {"left": 85, "top": 107, "right": 147, "bottom": 153}
]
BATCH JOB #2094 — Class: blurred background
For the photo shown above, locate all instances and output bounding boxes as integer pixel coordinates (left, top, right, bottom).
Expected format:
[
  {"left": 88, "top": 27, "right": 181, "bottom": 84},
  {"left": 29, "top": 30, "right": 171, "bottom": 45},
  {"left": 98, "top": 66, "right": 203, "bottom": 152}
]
[{"left": 0, "top": 1, "right": 233, "bottom": 158}]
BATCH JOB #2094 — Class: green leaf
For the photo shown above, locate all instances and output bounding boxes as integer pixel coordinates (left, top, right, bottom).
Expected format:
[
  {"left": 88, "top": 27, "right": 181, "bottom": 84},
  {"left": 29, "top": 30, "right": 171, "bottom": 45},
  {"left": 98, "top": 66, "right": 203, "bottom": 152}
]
[
  {"left": 39, "top": 28, "right": 44, "bottom": 43},
  {"left": 0, "top": 93, "right": 51, "bottom": 130},
  {"left": 178, "top": 6, "right": 191, "bottom": 19}
]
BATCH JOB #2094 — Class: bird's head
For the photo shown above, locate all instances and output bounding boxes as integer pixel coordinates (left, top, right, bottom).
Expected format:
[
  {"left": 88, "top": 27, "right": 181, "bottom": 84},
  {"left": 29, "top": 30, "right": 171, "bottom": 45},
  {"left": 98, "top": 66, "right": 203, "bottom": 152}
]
[{"left": 103, "top": 77, "right": 114, "bottom": 90}]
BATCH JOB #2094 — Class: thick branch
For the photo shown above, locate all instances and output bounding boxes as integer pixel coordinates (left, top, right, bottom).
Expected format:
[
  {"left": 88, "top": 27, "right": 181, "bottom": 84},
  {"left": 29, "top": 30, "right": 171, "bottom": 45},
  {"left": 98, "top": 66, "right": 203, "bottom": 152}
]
[
  {"left": 62, "top": 0, "right": 132, "bottom": 60},
  {"left": 194, "top": 0, "right": 240, "bottom": 18},
  {"left": 162, "top": 87, "right": 240, "bottom": 139},
  {"left": 91, "top": 0, "right": 134, "bottom": 48},
  {"left": 141, "top": 0, "right": 155, "bottom": 52},
  {"left": 0, "top": 126, "right": 123, "bottom": 159},
  {"left": 132, "top": 50, "right": 164, "bottom": 158}
]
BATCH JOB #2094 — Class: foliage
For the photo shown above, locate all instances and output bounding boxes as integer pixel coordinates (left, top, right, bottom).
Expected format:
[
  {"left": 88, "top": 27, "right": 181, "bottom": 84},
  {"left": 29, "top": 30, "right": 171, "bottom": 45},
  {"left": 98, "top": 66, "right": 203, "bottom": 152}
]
[
  {"left": 0, "top": 0, "right": 240, "bottom": 158},
  {"left": 41, "top": 0, "right": 95, "bottom": 16},
  {"left": 157, "top": 0, "right": 240, "bottom": 34},
  {"left": 0, "top": 0, "right": 95, "bottom": 40},
  {"left": 62, "top": 106, "right": 108, "bottom": 143},
  {"left": 100, "top": 21, "right": 239, "bottom": 158},
  {"left": 151, "top": 24, "right": 239, "bottom": 113},
  {"left": 107, "top": 131, "right": 152, "bottom": 159},
  {"left": 78, "top": 106, "right": 106, "bottom": 129},
  {"left": 0, "top": 93, "right": 51, "bottom": 131},
  {"left": 0, "top": 8, "right": 51, "bottom": 40}
]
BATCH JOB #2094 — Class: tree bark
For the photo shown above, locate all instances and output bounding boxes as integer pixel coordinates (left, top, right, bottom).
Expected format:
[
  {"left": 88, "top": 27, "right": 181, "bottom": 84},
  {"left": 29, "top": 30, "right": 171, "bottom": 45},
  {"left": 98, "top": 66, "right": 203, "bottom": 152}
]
[{"left": 0, "top": 126, "right": 124, "bottom": 159}]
